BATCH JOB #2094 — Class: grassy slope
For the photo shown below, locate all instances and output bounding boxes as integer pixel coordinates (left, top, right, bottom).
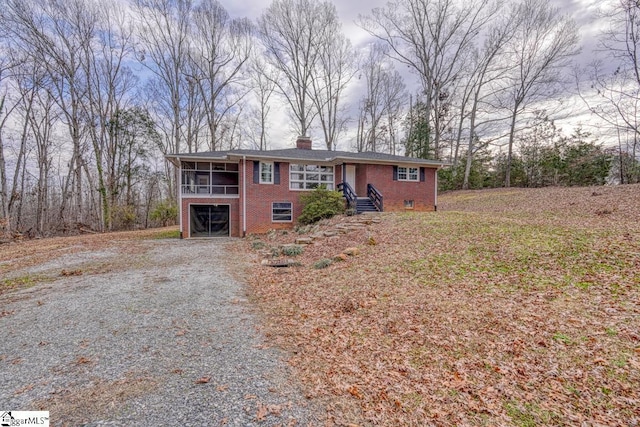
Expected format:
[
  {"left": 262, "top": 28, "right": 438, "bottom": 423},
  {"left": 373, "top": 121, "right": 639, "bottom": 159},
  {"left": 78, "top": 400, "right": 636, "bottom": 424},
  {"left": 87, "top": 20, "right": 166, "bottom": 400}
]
[{"left": 246, "top": 185, "right": 640, "bottom": 426}]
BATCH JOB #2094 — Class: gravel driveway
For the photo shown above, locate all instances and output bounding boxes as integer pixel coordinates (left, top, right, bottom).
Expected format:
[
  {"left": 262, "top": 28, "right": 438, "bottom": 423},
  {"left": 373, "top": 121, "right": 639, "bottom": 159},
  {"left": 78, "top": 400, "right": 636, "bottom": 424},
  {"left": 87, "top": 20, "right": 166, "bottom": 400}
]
[{"left": 0, "top": 238, "right": 322, "bottom": 426}]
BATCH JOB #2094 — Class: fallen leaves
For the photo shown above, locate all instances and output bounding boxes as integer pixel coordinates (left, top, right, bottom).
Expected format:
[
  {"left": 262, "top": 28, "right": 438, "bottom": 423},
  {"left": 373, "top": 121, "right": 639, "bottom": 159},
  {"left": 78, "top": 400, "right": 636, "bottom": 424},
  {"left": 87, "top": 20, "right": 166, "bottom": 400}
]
[
  {"left": 243, "top": 185, "right": 640, "bottom": 426},
  {"left": 194, "top": 376, "right": 211, "bottom": 384},
  {"left": 33, "top": 374, "right": 157, "bottom": 425},
  {"left": 75, "top": 356, "right": 92, "bottom": 365},
  {"left": 14, "top": 384, "right": 34, "bottom": 395},
  {"left": 255, "top": 403, "right": 282, "bottom": 421},
  {"left": 347, "top": 385, "right": 363, "bottom": 399}
]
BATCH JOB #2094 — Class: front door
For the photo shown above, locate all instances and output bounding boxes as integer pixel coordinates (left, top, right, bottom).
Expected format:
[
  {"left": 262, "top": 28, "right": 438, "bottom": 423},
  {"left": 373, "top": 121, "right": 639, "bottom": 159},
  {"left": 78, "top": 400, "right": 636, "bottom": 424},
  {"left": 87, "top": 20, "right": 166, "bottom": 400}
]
[
  {"left": 345, "top": 165, "right": 356, "bottom": 194},
  {"left": 190, "top": 205, "right": 229, "bottom": 237}
]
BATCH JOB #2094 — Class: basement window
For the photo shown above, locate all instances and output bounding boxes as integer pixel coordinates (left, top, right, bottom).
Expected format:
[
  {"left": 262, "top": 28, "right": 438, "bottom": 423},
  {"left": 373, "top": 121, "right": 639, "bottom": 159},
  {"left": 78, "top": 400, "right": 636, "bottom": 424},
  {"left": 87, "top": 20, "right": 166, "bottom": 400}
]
[
  {"left": 404, "top": 200, "right": 415, "bottom": 209},
  {"left": 272, "top": 202, "right": 293, "bottom": 222}
]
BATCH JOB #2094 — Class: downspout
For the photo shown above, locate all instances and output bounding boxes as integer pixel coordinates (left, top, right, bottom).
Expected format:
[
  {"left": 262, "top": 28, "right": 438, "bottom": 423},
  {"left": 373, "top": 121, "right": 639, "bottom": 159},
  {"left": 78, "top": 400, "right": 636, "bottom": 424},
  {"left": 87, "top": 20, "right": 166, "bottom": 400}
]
[
  {"left": 177, "top": 157, "right": 183, "bottom": 238},
  {"left": 242, "top": 155, "right": 247, "bottom": 237},
  {"left": 434, "top": 167, "right": 438, "bottom": 211}
]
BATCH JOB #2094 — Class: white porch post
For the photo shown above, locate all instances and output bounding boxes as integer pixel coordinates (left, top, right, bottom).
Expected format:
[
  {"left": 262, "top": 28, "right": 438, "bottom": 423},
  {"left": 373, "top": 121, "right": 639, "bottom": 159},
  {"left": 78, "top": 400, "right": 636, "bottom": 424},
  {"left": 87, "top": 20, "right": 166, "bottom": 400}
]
[{"left": 242, "top": 155, "right": 247, "bottom": 237}]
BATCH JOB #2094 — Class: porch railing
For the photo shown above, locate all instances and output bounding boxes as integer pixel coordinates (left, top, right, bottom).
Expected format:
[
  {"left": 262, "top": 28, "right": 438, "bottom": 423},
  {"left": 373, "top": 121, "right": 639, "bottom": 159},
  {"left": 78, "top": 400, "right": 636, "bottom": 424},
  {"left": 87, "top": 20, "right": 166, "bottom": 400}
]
[
  {"left": 337, "top": 182, "right": 357, "bottom": 210},
  {"left": 182, "top": 184, "right": 239, "bottom": 195},
  {"left": 367, "top": 183, "right": 383, "bottom": 212}
]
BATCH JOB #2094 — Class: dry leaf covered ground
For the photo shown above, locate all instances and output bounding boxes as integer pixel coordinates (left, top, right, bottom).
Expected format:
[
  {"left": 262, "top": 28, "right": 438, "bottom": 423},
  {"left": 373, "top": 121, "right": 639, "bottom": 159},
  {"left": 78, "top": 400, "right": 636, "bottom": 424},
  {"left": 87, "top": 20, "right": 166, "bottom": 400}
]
[{"left": 243, "top": 185, "right": 640, "bottom": 426}]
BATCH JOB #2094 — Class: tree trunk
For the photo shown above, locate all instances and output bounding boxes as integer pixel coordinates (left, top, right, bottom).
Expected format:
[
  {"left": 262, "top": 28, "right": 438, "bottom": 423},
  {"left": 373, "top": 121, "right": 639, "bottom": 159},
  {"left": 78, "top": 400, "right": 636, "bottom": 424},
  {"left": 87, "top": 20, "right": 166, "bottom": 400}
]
[{"left": 505, "top": 107, "right": 518, "bottom": 188}]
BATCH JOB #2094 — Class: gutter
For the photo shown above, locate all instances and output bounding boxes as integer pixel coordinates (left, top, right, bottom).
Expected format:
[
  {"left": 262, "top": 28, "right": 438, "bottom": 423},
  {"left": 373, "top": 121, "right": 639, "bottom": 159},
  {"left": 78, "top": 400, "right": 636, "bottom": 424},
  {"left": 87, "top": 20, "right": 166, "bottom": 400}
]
[{"left": 226, "top": 154, "right": 447, "bottom": 168}]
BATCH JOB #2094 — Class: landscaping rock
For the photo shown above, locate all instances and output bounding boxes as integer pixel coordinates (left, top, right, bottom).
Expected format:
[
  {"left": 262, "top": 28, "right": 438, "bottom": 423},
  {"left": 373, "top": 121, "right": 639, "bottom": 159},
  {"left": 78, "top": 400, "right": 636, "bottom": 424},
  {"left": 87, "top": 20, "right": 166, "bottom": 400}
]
[
  {"left": 343, "top": 247, "right": 360, "bottom": 256},
  {"left": 334, "top": 253, "right": 348, "bottom": 262},
  {"left": 295, "top": 237, "right": 314, "bottom": 245},
  {"left": 262, "top": 258, "right": 301, "bottom": 267}
]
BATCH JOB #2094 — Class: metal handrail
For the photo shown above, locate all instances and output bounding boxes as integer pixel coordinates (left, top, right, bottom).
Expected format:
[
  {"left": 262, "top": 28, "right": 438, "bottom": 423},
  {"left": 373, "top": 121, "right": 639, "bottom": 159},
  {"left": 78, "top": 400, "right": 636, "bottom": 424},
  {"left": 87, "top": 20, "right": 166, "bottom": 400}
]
[
  {"left": 337, "top": 182, "right": 357, "bottom": 210},
  {"left": 367, "top": 183, "right": 383, "bottom": 212},
  {"left": 182, "top": 185, "right": 239, "bottom": 195}
]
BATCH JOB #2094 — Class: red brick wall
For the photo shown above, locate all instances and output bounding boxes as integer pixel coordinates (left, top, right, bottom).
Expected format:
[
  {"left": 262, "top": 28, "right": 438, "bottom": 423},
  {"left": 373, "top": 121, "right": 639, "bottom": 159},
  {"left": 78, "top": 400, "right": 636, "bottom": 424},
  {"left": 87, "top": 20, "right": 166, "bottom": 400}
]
[
  {"left": 243, "top": 161, "right": 303, "bottom": 235},
  {"left": 179, "top": 160, "right": 436, "bottom": 238},
  {"left": 362, "top": 164, "right": 437, "bottom": 212},
  {"left": 241, "top": 160, "right": 345, "bottom": 234}
]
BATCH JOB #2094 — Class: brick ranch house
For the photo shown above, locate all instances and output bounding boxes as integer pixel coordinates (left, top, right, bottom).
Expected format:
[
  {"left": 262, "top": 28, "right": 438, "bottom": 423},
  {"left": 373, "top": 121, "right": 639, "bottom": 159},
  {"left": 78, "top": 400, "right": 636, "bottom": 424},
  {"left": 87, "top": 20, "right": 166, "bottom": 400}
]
[{"left": 165, "top": 137, "right": 445, "bottom": 238}]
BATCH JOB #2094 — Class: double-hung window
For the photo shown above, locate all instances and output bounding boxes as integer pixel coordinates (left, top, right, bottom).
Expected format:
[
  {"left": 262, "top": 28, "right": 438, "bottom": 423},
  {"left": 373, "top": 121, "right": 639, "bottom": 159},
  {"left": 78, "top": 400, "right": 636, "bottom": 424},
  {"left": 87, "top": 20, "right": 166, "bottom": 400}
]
[
  {"left": 260, "top": 162, "right": 274, "bottom": 184},
  {"left": 272, "top": 202, "right": 293, "bottom": 222},
  {"left": 398, "top": 166, "right": 419, "bottom": 182}
]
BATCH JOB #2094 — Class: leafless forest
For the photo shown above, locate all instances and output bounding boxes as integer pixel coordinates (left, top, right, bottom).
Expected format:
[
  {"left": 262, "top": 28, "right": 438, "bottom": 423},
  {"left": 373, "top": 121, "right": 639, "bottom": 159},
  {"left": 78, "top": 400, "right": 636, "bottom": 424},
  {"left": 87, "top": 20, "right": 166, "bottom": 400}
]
[{"left": 0, "top": 0, "right": 638, "bottom": 238}]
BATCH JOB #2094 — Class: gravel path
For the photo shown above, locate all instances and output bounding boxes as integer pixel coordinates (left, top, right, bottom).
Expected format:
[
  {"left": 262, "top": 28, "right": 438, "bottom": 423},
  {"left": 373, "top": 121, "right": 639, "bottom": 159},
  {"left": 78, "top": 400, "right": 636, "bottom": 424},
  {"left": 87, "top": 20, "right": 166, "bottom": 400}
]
[{"left": 0, "top": 238, "right": 322, "bottom": 426}]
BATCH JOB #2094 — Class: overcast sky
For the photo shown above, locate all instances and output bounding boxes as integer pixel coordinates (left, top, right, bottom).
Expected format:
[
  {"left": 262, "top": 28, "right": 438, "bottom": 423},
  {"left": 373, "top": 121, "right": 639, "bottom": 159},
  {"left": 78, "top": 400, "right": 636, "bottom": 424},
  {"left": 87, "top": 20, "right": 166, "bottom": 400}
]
[
  {"left": 216, "top": 0, "right": 608, "bottom": 150},
  {"left": 225, "top": 0, "right": 604, "bottom": 45}
]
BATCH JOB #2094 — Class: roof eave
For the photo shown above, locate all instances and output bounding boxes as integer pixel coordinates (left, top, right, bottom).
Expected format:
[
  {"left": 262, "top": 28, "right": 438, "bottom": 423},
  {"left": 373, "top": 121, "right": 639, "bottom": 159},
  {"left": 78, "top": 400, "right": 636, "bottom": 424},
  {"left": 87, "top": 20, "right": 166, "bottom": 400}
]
[
  {"left": 225, "top": 152, "right": 340, "bottom": 164},
  {"left": 165, "top": 151, "right": 449, "bottom": 168},
  {"left": 165, "top": 153, "right": 231, "bottom": 165},
  {"left": 332, "top": 156, "right": 446, "bottom": 168}
]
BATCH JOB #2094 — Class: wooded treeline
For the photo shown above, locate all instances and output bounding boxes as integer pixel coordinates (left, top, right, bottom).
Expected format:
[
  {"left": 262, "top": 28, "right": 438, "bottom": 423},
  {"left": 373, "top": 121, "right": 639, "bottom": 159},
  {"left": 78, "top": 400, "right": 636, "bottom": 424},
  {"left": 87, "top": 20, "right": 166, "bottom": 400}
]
[{"left": 0, "top": 0, "right": 638, "bottom": 238}]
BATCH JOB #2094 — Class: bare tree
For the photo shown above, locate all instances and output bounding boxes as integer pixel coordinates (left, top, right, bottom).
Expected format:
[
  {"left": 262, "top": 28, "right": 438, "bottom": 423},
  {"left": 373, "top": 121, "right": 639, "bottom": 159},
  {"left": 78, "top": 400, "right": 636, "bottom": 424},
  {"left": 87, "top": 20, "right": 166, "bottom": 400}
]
[
  {"left": 356, "top": 44, "right": 406, "bottom": 153},
  {"left": 311, "top": 26, "right": 355, "bottom": 150},
  {"left": 27, "top": 83, "right": 58, "bottom": 235},
  {"left": 258, "top": 0, "right": 339, "bottom": 139},
  {"left": 134, "top": 0, "right": 192, "bottom": 196},
  {"left": 576, "top": 1, "right": 640, "bottom": 183},
  {"left": 381, "top": 69, "right": 407, "bottom": 155},
  {"left": 356, "top": 44, "right": 387, "bottom": 153},
  {"left": 2, "top": 0, "right": 98, "bottom": 226},
  {"left": 188, "top": 0, "right": 253, "bottom": 151},
  {"left": 359, "top": 0, "right": 499, "bottom": 159},
  {"left": 0, "top": 55, "right": 18, "bottom": 232},
  {"left": 460, "top": 17, "right": 518, "bottom": 189},
  {"left": 247, "top": 55, "right": 277, "bottom": 150},
  {"left": 501, "top": 0, "right": 579, "bottom": 187},
  {"left": 81, "top": 2, "right": 138, "bottom": 231}
]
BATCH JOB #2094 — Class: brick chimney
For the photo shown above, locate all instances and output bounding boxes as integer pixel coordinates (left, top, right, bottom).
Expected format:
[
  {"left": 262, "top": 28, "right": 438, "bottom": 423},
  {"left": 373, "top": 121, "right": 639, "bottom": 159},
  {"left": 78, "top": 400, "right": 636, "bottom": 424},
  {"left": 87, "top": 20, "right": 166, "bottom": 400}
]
[{"left": 296, "top": 135, "right": 312, "bottom": 150}]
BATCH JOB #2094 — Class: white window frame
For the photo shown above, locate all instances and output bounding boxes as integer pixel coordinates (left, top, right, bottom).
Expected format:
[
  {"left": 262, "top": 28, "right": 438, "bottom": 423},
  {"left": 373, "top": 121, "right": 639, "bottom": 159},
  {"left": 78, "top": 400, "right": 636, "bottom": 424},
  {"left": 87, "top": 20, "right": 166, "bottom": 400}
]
[
  {"left": 289, "top": 164, "right": 334, "bottom": 190},
  {"left": 260, "top": 162, "right": 274, "bottom": 184},
  {"left": 398, "top": 166, "right": 419, "bottom": 182},
  {"left": 180, "top": 161, "right": 239, "bottom": 197},
  {"left": 272, "top": 202, "right": 293, "bottom": 222}
]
